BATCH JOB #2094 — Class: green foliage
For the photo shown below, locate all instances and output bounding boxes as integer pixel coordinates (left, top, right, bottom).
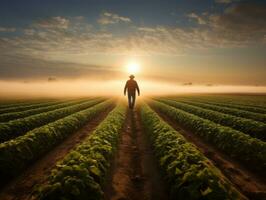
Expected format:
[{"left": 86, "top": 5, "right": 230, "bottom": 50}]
[
  {"left": 36, "top": 102, "right": 126, "bottom": 200},
  {"left": 0, "top": 100, "right": 114, "bottom": 181},
  {"left": 156, "top": 99, "right": 266, "bottom": 141},
  {"left": 0, "top": 99, "right": 90, "bottom": 122},
  {"left": 149, "top": 100, "right": 266, "bottom": 172},
  {"left": 0, "top": 100, "right": 62, "bottom": 114},
  {"left": 179, "top": 99, "right": 266, "bottom": 123},
  {"left": 169, "top": 95, "right": 266, "bottom": 109},
  {"left": 0, "top": 98, "right": 105, "bottom": 142},
  {"left": 193, "top": 100, "right": 266, "bottom": 114},
  {"left": 140, "top": 103, "right": 242, "bottom": 200}
]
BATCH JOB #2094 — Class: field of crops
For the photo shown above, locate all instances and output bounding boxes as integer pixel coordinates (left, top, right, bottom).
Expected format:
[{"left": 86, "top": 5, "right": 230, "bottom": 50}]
[{"left": 0, "top": 95, "right": 265, "bottom": 200}]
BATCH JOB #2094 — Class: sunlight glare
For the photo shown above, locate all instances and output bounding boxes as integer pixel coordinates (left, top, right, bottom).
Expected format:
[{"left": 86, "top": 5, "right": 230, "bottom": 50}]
[{"left": 126, "top": 61, "right": 140, "bottom": 74}]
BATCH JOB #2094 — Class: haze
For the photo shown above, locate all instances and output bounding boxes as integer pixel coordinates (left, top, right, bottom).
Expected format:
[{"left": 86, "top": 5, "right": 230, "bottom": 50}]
[{"left": 0, "top": 0, "right": 266, "bottom": 98}]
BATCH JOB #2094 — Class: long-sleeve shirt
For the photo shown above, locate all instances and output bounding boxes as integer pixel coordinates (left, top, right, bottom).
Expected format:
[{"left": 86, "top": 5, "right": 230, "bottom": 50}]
[{"left": 124, "top": 79, "right": 140, "bottom": 95}]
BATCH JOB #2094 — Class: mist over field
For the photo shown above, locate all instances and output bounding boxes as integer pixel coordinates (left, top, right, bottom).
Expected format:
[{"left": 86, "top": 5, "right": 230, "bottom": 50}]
[{"left": 1, "top": 79, "right": 266, "bottom": 99}]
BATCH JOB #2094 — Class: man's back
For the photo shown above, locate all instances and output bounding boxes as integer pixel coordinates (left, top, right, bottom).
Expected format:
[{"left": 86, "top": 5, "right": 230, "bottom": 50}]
[
  {"left": 124, "top": 75, "right": 140, "bottom": 109},
  {"left": 125, "top": 79, "right": 139, "bottom": 94}
]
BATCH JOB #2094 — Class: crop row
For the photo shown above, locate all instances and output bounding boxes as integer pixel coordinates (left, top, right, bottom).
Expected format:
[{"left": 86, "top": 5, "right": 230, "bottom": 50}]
[
  {"left": 140, "top": 103, "right": 242, "bottom": 199},
  {"left": 0, "top": 99, "right": 89, "bottom": 122},
  {"left": 149, "top": 100, "right": 266, "bottom": 173},
  {"left": 0, "top": 98, "right": 104, "bottom": 143},
  {"left": 181, "top": 98, "right": 266, "bottom": 114},
  {"left": 202, "top": 100, "right": 266, "bottom": 114},
  {"left": 181, "top": 96, "right": 266, "bottom": 109},
  {"left": 177, "top": 100, "right": 266, "bottom": 123},
  {"left": 37, "top": 102, "right": 126, "bottom": 200},
  {"left": 0, "top": 100, "right": 114, "bottom": 182},
  {"left": 0, "top": 100, "right": 63, "bottom": 114},
  {"left": 156, "top": 99, "right": 266, "bottom": 141},
  {"left": 0, "top": 99, "right": 50, "bottom": 109}
]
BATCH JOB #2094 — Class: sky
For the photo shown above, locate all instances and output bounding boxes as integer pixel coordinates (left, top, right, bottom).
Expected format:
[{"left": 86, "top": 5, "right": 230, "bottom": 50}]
[{"left": 0, "top": 0, "right": 266, "bottom": 97}]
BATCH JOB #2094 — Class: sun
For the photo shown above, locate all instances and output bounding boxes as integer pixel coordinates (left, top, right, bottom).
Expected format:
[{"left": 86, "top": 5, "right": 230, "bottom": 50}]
[{"left": 126, "top": 61, "right": 140, "bottom": 74}]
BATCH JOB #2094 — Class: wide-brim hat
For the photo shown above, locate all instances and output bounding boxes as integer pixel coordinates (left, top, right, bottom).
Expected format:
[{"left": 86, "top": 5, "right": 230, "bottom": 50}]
[{"left": 129, "top": 75, "right": 135, "bottom": 78}]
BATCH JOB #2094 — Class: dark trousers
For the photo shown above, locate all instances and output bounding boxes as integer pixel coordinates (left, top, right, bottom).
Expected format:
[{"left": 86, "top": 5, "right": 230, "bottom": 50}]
[{"left": 127, "top": 93, "right": 136, "bottom": 109}]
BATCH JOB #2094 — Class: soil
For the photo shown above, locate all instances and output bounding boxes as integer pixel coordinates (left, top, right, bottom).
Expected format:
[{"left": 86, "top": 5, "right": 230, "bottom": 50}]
[
  {"left": 152, "top": 107, "right": 266, "bottom": 200},
  {"left": 0, "top": 106, "right": 114, "bottom": 200},
  {"left": 104, "top": 108, "right": 169, "bottom": 200}
]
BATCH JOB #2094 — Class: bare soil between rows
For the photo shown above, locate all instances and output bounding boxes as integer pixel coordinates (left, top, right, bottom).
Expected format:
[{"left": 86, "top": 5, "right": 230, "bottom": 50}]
[
  {"left": 104, "top": 107, "right": 169, "bottom": 200},
  {"left": 0, "top": 105, "right": 114, "bottom": 200},
  {"left": 152, "top": 107, "right": 266, "bottom": 200}
]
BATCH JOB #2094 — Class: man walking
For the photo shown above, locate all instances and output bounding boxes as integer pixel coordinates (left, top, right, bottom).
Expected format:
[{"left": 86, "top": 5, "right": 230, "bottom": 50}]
[{"left": 124, "top": 75, "right": 140, "bottom": 109}]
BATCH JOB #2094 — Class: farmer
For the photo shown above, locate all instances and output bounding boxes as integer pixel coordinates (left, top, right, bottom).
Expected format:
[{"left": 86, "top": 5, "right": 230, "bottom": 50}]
[{"left": 124, "top": 75, "right": 140, "bottom": 109}]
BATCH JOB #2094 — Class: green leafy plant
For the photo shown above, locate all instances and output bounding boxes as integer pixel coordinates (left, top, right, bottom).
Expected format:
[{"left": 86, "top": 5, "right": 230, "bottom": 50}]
[
  {"left": 0, "top": 99, "right": 90, "bottom": 122},
  {"left": 0, "top": 98, "right": 105, "bottom": 142},
  {"left": 36, "top": 102, "right": 126, "bottom": 200},
  {"left": 156, "top": 98, "right": 266, "bottom": 141},
  {"left": 178, "top": 99, "right": 266, "bottom": 123},
  {"left": 140, "top": 102, "right": 243, "bottom": 200},
  {"left": 0, "top": 100, "right": 63, "bottom": 114},
  {"left": 149, "top": 100, "right": 266, "bottom": 173},
  {"left": 190, "top": 99, "right": 266, "bottom": 114},
  {"left": 0, "top": 100, "right": 114, "bottom": 181}
]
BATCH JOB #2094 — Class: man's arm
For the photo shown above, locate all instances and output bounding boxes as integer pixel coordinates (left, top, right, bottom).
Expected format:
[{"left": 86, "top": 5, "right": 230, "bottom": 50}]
[
  {"left": 136, "top": 81, "right": 140, "bottom": 96},
  {"left": 124, "top": 81, "right": 128, "bottom": 96}
]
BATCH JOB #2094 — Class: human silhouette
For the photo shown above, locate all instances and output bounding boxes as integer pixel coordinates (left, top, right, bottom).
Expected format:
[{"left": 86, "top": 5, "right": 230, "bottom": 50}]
[{"left": 124, "top": 75, "right": 140, "bottom": 109}]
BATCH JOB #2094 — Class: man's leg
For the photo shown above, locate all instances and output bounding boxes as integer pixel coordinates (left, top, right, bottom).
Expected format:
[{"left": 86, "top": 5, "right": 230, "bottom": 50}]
[
  {"left": 127, "top": 94, "right": 131, "bottom": 108},
  {"left": 130, "top": 94, "right": 133, "bottom": 109},
  {"left": 132, "top": 93, "right": 136, "bottom": 108}
]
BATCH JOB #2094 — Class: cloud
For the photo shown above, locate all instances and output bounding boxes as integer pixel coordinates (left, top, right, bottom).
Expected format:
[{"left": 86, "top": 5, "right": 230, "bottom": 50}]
[
  {"left": 23, "top": 29, "right": 35, "bottom": 35},
  {"left": 215, "top": 0, "right": 241, "bottom": 4},
  {"left": 184, "top": 2, "right": 266, "bottom": 46},
  {"left": 0, "top": 16, "right": 188, "bottom": 64},
  {"left": 0, "top": 54, "right": 121, "bottom": 80},
  {"left": 208, "top": 2, "right": 266, "bottom": 42},
  {"left": 98, "top": 12, "right": 131, "bottom": 25},
  {"left": 0, "top": 27, "right": 16, "bottom": 32},
  {"left": 137, "top": 27, "right": 156, "bottom": 32},
  {"left": 187, "top": 13, "right": 207, "bottom": 25},
  {"left": 34, "top": 16, "right": 70, "bottom": 29},
  {"left": 215, "top": 0, "right": 233, "bottom": 4},
  {"left": 0, "top": 2, "right": 266, "bottom": 74},
  {"left": 210, "top": 2, "right": 266, "bottom": 32}
]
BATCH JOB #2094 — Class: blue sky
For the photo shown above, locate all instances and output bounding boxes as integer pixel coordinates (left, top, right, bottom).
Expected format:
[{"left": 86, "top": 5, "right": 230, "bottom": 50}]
[
  {"left": 0, "top": 0, "right": 266, "bottom": 86},
  {"left": 0, "top": 0, "right": 232, "bottom": 29}
]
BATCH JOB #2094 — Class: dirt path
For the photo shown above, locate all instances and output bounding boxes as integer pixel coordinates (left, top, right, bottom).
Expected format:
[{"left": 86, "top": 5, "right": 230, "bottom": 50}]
[
  {"left": 152, "top": 108, "right": 266, "bottom": 200},
  {"left": 0, "top": 106, "right": 114, "bottom": 200},
  {"left": 104, "top": 108, "right": 169, "bottom": 200}
]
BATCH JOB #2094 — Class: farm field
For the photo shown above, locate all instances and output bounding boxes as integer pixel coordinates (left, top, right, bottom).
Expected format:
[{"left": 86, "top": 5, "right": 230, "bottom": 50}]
[{"left": 0, "top": 95, "right": 265, "bottom": 200}]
